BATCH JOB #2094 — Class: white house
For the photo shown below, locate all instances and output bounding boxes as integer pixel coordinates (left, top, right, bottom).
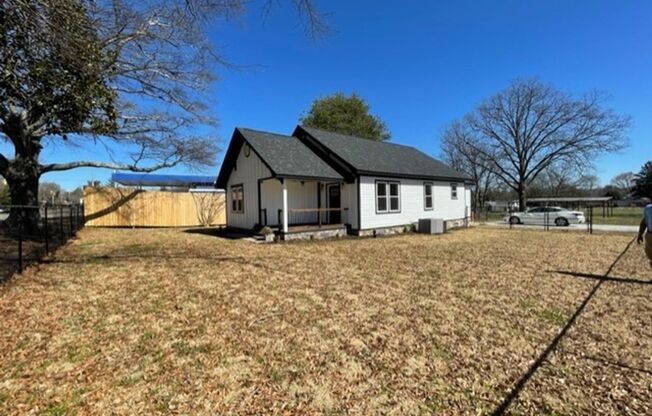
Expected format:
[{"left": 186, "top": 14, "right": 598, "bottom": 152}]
[{"left": 216, "top": 125, "right": 472, "bottom": 239}]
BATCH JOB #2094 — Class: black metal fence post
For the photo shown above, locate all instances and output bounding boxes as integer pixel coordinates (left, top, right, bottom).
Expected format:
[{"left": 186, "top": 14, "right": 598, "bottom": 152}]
[
  {"left": 17, "top": 218, "right": 23, "bottom": 273},
  {"left": 44, "top": 205, "right": 49, "bottom": 254},
  {"left": 509, "top": 207, "right": 513, "bottom": 230},
  {"left": 60, "top": 206, "right": 65, "bottom": 246},
  {"left": 0, "top": 204, "right": 87, "bottom": 278}
]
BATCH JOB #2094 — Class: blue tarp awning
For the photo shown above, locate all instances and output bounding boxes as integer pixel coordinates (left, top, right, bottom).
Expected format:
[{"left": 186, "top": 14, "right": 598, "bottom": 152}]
[{"left": 111, "top": 173, "right": 216, "bottom": 188}]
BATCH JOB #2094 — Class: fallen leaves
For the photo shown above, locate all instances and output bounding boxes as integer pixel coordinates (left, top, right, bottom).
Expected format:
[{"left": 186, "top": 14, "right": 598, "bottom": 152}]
[{"left": 0, "top": 227, "right": 650, "bottom": 415}]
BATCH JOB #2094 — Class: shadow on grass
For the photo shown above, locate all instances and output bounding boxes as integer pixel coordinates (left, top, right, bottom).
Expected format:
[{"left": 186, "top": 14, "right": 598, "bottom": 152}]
[
  {"left": 549, "top": 270, "right": 651, "bottom": 285},
  {"left": 40, "top": 252, "right": 282, "bottom": 277},
  {"left": 0, "top": 260, "right": 19, "bottom": 283},
  {"left": 563, "top": 350, "right": 652, "bottom": 376},
  {"left": 490, "top": 237, "right": 638, "bottom": 416},
  {"left": 183, "top": 227, "right": 260, "bottom": 240}
]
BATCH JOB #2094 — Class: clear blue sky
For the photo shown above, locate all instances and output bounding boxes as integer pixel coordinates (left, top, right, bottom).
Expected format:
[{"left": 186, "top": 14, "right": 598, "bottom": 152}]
[{"left": 23, "top": 0, "right": 652, "bottom": 189}]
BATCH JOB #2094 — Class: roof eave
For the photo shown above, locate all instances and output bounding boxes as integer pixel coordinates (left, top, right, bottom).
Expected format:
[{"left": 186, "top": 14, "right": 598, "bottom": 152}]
[
  {"left": 215, "top": 128, "right": 280, "bottom": 188},
  {"left": 276, "top": 173, "right": 345, "bottom": 182},
  {"left": 355, "top": 170, "right": 472, "bottom": 183}
]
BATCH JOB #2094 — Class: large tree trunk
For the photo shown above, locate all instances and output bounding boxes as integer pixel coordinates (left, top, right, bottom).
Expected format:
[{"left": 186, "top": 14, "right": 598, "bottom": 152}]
[
  {"left": 4, "top": 160, "right": 41, "bottom": 235},
  {"left": 1, "top": 116, "right": 43, "bottom": 235},
  {"left": 517, "top": 181, "right": 527, "bottom": 211}
]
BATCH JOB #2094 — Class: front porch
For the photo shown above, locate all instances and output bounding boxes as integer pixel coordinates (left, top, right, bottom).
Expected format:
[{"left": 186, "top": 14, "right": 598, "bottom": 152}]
[
  {"left": 280, "top": 222, "right": 347, "bottom": 241},
  {"left": 258, "top": 177, "right": 353, "bottom": 240}
]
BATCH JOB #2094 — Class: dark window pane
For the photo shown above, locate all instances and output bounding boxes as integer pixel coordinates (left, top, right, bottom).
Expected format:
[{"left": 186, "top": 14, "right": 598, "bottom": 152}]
[
  {"left": 390, "top": 196, "right": 399, "bottom": 211},
  {"left": 425, "top": 196, "right": 433, "bottom": 208},
  {"left": 389, "top": 183, "right": 399, "bottom": 196},
  {"left": 377, "top": 183, "right": 387, "bottom": 196},
  {"left": 377, "top": 197, "right": 387, "bottom": 212},
  {"left": 231, "top": 186, "right": 243, "bottom": 212},
  {"left": 425, "top": 184, "right": 432, "bottom": 196}
]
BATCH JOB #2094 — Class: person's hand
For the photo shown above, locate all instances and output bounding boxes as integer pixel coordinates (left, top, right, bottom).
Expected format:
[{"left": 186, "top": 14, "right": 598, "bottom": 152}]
[{"left": 637, "top": 234, "right": 644, "bottom": 244}]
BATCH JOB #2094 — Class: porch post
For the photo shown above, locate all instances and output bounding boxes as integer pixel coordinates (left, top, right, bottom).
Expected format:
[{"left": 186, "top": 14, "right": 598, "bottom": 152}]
[
  {"left": 317, "top": 181, "right": 322, "bottom": 228},
  {"left": 282, "top": 179, "right": 289, "bottom": 233}
]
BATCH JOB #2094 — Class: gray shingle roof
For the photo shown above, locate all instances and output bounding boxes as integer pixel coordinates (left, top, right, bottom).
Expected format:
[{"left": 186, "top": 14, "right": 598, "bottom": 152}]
[
  {"left": 237, "top": 128, "right": 343, "bottom": 180},
  {"left": 299, "top": 126, "right": 471, "bottom": 181}
]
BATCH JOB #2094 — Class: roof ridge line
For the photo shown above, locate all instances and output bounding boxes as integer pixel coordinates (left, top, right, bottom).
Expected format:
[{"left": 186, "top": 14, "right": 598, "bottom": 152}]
[
  {"left": 236, "top": 126, "right": 294, "bottom": 138},
  {"left": 300, "top": 124, "right": 425, "bottom": 151}
]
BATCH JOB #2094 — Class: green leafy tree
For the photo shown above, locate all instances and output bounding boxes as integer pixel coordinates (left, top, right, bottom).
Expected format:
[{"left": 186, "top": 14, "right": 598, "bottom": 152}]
[
  {"left": 300, "top": 92, "right": 390, "bottom": 141},
  {"left": 1, "top": 0, "right": 116, "bottom": 231},
  {"left": 1, "top": 0, "right": 326, "bottom": 232},
  {"left": 602, "top": 185, "right": 624, "bottom": 200},
  {"left": 633, "top": 161, "right": 652, "bottom": 198}
]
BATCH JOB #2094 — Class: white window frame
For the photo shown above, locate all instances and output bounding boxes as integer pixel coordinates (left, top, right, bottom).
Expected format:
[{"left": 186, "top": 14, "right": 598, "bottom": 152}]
[
  {"left": 376, "top": 180, "right": 401, "bottom": 214},
  {"left": 424, "top": 182, "right": 433, "bottom": 210},
  {"left": 451, "top": 183, "right": 458, "bottom": 200},
  {"left": 231, "top": 184, "right": 244, "bottom": 213}
]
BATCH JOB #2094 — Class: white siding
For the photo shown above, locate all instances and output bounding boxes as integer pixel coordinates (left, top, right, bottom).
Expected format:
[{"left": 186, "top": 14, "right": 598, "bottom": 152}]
[
  {"left": 341, "top": 180, "right": 358, "bottom": 229},
  {"left": 358, "top": 175, "right": 468, "bottom": 230},
  {"left": 260, "top": 179, "right": 319, "bottom": 225},
  {"left": 225, "top": 145, "right": 272, "bottom": 229},
  {"left": 260, "top": 179, "right": 281, "bottom": 226}
]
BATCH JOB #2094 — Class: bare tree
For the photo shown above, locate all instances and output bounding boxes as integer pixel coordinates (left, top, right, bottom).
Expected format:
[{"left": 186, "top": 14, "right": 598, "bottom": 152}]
[
  {"left": 38, "top": 182, "right": 62, "bottom": 205},
  {"left": 1, "top": 0, "right": 327, "bottom": 232},
  {"left": 191, "top": 191, "right": 225, "bottom": 226},
  {"left": 610, "top": 171, "right": 635, "bottom": 194},
  {"left": 446, "top": 79, "right": 630, "bottom": 210},
  {"left": 440, "top": 121, "right": 494, "bottom": 213},
  {"left": 534, "top": 161, "right": 585, "bottom": 197},
  {"left": 576, "top": 174, "right": 600, "bottom": 196}
]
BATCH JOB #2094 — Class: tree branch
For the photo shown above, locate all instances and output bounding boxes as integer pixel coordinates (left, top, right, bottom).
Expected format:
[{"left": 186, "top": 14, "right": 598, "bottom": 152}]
[{"left": 40, "top": 159, "right": 181, "bottom": 173}]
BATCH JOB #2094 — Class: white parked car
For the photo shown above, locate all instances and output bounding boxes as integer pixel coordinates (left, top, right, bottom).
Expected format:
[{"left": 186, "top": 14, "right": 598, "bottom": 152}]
[{"left": 504, "top": 206, "right": 586, "bottom": 226}]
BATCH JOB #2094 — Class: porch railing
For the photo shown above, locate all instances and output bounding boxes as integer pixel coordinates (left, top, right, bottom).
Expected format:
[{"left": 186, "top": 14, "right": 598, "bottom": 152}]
[
  {"left": 290, "top": 207, "right": 345, "bottom": 228},
  {"left": 260, "top": 207, "right": 346, "bottom": 229}
]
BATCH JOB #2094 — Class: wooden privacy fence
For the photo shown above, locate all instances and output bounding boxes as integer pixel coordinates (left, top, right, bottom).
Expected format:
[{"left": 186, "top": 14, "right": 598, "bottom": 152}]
[{"left": 83, "top": 187, "right": 226, "bottom": 227}]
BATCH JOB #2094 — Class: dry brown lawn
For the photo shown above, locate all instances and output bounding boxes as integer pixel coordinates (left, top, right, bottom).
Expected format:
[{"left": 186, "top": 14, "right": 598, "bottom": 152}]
[{"left": 0, "top": 227, "right": 650, "bottom": 415}]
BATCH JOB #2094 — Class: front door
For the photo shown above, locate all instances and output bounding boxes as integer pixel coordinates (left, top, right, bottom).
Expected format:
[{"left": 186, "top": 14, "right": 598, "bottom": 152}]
[{"left": 327, "top": 185, "right": 341, "bottom": 224}]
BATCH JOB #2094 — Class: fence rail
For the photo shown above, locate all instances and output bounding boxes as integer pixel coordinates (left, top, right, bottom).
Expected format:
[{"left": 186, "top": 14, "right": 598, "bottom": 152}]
[
  {"left": 475, "top": 206, "right": 596, "bottom": 234},
  {"left": 0, "top": 204, "right": 84, "bottom": 280}
]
